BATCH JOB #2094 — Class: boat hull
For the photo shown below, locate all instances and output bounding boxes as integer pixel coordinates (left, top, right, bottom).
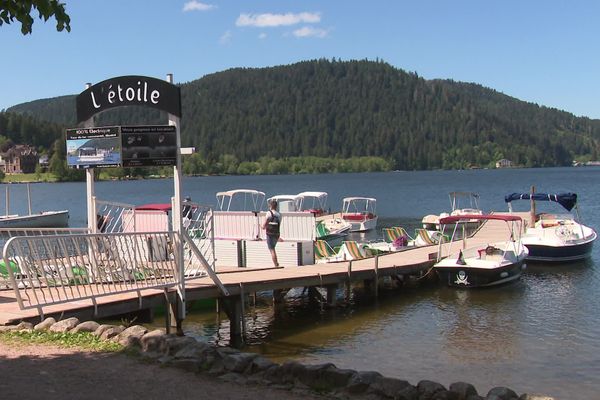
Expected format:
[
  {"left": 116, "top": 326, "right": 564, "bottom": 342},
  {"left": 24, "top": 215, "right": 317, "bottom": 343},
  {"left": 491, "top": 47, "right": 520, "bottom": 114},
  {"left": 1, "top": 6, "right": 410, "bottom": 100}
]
[
  {"left": 0, "top": 210, "right": 69, "bottom": 229},
  {"left": 435, "top": 260, "right": 526, "bottom": 288},
  {"left": 344, "top": 216, "right": 378, "bottom": 232},
  {"left": 525, "top": 237, "right": 595, "bottom": 263}
]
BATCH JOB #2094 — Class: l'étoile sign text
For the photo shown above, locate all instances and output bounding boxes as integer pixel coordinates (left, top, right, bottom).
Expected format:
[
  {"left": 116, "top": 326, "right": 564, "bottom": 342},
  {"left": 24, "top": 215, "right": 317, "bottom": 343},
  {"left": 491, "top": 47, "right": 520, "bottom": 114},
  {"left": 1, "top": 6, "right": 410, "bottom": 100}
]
[{"left": 76, "top": 75, "right": 181, "bottom": 123}]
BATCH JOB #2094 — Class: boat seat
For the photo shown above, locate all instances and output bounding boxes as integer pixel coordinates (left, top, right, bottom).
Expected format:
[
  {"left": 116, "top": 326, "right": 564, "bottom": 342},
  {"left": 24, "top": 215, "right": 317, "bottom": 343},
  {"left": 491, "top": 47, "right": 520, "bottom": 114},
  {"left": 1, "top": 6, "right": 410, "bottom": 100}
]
[{"left": 343, "top": 213, "right": 366, "bottom": 221}]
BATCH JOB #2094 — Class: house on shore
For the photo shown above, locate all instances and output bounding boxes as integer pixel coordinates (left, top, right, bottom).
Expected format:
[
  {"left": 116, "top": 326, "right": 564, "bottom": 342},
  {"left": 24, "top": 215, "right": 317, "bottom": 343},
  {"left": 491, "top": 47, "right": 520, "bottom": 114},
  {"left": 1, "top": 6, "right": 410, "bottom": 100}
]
[
  {"left": 0, "top": 145, "right": 39, "bottom": 174},
  {"left": 495, "top": 159, "right": 513, "bottom": 169}
]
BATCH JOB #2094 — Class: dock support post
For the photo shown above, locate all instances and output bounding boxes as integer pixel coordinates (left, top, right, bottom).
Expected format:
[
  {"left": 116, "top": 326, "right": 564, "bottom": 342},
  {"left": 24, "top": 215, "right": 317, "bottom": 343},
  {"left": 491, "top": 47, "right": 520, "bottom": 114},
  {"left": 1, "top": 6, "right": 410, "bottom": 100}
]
[
  {"left": 346, "top": 261, "right": 352, "bottom": 301},
  {"left": 168, "top": 298, "right": 184, "bottom": 336},
  {"left": 326, "top": 284, "right": 337, "bottom": 307},
  {"left": 221, "top": 296, "right": 244, "bottom": 347},
  {"left": 374, "top": 255, "right": 379, "bottom": 298},
  {"left": 164, "top": 289, "right": 172, "bottom": 334},
  {"left": 273, "top": 289, "right": 286, "bottom": 304}
]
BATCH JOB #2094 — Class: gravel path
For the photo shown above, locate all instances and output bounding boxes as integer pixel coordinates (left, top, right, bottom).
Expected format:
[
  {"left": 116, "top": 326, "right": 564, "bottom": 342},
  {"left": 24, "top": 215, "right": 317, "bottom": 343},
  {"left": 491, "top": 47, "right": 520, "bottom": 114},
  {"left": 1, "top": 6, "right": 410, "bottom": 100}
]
[{"left": 0, "top": 341, "right": 317, "bottom": 400}]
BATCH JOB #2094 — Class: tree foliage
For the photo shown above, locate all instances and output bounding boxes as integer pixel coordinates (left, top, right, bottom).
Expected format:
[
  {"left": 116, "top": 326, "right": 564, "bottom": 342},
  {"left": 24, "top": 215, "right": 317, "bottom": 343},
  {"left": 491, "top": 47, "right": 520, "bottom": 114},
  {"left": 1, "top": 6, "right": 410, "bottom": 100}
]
[
  {"left": 0, "top": 0, "right": 70, "bottom": 34},
  {"left": 6, "top": 59, "right": 600, "bottom": 172}
]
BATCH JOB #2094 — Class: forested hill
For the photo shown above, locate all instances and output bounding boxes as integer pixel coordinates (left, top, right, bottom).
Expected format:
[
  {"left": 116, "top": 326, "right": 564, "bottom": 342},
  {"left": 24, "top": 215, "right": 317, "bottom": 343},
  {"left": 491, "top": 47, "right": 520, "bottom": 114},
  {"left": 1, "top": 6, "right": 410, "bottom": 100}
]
[{"left": 6, "top": 59, "right": 600, "bottom": 170}]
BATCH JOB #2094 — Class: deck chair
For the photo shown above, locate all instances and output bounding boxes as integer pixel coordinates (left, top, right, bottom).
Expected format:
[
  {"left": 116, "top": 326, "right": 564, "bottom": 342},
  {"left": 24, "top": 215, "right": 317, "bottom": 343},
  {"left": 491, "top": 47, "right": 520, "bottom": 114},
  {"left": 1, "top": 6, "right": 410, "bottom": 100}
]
[
  {"left": 314, "top": 240, "right": 337, "bottom": 260},
  {"left": 392, "top": 227, "right": 413, "bottom": 245},
  {"left": 382, "top": 228, "right": 400, "bottom": 243},
  {"left": 382, "top": 227, "right": 412, "bottom": 246},
  {"left": 413, "top": 228, "right": 447, "bottom": 246},
  {"left": 339, "top": 241, "right": 367, "bottom": 261}
]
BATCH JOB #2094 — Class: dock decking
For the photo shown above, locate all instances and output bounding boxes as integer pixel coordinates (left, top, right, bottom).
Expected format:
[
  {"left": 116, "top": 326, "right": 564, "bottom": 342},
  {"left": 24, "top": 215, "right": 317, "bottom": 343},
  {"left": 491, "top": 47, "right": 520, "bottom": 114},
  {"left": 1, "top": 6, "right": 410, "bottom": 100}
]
[{"left": 0, "top": 214, "right": 522, "bottom": 326}]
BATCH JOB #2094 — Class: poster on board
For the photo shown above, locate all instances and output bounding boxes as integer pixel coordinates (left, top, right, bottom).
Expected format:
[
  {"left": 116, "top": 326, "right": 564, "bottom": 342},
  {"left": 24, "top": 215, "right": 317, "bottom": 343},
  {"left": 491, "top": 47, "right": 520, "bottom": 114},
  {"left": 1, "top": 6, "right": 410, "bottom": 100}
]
[
  {"left": 66, "top": 126, "right": 121, "bottom": 168},
  {"left": 121, "top": 125, "right": 177, "bottom": 167}
]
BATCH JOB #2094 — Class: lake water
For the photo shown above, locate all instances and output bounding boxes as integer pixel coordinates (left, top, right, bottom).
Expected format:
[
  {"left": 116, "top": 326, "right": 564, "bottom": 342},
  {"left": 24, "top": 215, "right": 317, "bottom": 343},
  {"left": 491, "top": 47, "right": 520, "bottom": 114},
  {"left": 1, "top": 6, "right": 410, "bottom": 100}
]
[{"left": 5, "top": 167, "right": 600, "bottom": 398}]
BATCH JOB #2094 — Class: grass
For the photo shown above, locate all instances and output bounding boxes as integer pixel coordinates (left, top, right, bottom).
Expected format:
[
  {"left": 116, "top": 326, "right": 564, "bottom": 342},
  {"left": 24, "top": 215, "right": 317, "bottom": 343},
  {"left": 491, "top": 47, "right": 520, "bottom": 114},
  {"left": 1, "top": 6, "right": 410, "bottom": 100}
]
[
  {"left": 2, "top": 173, "right": 58, "bottom": 183},
  {"left": 0, "top": 330, "right": 124, "bottom": 352}
]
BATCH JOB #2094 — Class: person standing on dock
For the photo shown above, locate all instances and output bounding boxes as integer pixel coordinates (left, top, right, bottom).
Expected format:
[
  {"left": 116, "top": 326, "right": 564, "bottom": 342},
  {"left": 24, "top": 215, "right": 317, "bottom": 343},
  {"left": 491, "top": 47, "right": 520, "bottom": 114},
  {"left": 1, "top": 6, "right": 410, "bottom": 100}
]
[{"left": 263, "top": 199, "right": 282, "bottom": 267}]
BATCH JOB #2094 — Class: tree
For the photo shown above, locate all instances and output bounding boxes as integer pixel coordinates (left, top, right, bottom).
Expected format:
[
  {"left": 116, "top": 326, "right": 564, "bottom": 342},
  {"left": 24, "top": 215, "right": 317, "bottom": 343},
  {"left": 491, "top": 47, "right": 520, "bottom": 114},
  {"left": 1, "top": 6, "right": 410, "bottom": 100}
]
[{"left": 0, "top": 0, "right": 71, "bottom": 34}]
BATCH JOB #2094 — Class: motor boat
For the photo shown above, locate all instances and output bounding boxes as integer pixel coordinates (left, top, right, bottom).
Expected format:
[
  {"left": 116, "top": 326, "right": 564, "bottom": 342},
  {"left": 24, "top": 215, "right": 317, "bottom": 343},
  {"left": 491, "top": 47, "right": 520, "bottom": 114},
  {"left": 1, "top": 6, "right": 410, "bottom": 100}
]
[
  {"left": 434, "top": 214, "right": 528, "bottom": 288},
  {"left": 293, "top": 191, "right": 351, "bottom": 242},
  {"left": 0, "top": 184, "right": 69, "bottom": 229},
  {"left": 422, "top": 192, "right": 483, "bottom": 231},
  {"left": 341, "top": 197, "right": 378, "bottom": 232},
  {"left": 505, "top": 192, "right": 596, "bottom": 262}
]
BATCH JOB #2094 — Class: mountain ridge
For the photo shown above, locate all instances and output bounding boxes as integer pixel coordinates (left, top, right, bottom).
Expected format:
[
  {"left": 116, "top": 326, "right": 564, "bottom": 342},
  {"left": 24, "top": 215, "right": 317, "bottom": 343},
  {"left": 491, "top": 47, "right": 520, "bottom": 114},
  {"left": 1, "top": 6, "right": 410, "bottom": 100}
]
[{"left": 5, "top": 59, "right": 600, "bottom": 170}]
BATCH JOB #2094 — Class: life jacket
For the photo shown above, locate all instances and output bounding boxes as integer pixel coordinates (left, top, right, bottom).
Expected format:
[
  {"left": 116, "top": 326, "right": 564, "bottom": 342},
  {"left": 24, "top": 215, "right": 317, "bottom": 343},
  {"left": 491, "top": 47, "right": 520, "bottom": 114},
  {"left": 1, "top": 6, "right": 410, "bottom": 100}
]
[{"left": 266, "top": 210, "right": 280, "bottom": 236}]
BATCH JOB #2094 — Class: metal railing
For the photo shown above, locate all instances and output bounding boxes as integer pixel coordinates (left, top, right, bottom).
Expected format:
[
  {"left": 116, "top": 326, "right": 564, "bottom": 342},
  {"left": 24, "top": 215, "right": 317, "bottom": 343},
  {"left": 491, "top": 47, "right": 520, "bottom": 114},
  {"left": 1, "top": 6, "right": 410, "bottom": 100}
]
[
  {"left": 3, "top": 231, "right": 181, "bottom": 310},
  {"left": 95, "top": 199, "right": 137, "bottom": 233},
  {"left": 1, "top": 200, "right": 227, "bottom": 313}
]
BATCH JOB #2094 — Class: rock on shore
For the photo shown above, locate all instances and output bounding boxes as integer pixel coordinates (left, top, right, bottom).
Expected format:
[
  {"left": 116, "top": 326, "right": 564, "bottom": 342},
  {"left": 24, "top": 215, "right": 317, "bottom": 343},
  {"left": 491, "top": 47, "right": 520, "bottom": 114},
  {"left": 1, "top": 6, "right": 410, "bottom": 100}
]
[{"left": 5, "top": 317, "right": 556, "bottom": 400}]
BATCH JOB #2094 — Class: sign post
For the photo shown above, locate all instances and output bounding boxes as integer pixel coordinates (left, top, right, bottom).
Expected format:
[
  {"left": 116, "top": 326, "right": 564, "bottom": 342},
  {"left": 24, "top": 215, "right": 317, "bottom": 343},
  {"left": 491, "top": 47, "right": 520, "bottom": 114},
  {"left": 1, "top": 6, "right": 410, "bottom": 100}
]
[
  {"left": 73, "top": 74, "right": 185, "bottom": 331},
  {"left": 167, "top": 73, "right": 186, "bottom": 330},
  {"left": 82, "top": 83, "right": 97, "bottom": 233}
]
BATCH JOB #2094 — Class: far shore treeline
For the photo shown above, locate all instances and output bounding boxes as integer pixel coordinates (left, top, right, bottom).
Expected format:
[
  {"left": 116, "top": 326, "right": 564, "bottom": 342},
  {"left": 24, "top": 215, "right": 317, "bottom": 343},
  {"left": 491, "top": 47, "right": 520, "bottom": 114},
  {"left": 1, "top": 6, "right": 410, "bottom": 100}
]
[{"left": 1, "top": 59, "right": 600, "bottom": 181}]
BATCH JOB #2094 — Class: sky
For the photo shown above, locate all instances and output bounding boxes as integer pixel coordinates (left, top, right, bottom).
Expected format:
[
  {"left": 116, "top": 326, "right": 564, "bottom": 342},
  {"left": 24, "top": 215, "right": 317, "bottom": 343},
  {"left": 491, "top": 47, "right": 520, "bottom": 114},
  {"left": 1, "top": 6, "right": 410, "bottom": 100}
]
[{"left": 2, "top": 0, "right": 600, "bottom": 119}]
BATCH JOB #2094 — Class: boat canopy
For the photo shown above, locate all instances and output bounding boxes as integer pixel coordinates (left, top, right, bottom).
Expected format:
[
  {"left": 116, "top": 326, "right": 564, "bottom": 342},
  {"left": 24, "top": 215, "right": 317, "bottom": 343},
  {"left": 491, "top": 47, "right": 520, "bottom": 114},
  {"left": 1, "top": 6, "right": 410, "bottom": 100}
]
[
  {"left": 504, "top": 193, "right": 577, "bottom": 211},
  {"left": 342, "top": 197, "right": 377, "bottom": 202},
  {"left": 136, "top": 203, "right": 172, "bottom": 212},
  {"left": 295, "top": 191, "right": 328, "bottom": 211},
  {"left": 267, "top": 195, "right": 297, "bottom": 202},
  {"left": 342, "top": 197, "right": 377, "bottom": 213},
  {"left": 449, "top": 191, "right": 479, "bottom": 198},
  {"left": 439, "top": 214, "right": 522, "bottom": 225},
  {"left": 449, "top": 192, "right": 480, "bottom": 211},
  {"left": 216, "top": 189, "right": 266, "bottom": 211}
]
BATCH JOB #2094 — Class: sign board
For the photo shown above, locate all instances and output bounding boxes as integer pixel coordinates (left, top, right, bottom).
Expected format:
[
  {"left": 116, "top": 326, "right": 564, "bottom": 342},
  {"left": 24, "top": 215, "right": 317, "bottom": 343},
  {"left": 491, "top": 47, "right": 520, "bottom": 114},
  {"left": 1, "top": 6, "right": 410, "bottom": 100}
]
[
  {"left": 76, "top": 75, "right": 181, "bottom": 123},
  {"left": 66, "top": 125, "right": 177, "bottom": 169},
  {"left": 66, "top": 126, "right": 121, "bottom": 168},
  {"left": 121, "top": 125, "right": 177, "bottom": 167}
]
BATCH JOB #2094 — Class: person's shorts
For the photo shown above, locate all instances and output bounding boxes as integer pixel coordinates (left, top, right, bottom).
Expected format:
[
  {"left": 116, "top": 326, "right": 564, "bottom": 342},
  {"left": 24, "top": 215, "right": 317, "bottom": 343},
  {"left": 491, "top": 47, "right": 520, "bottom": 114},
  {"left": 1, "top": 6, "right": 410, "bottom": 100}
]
[{"left": 266, "top": 235, "right": 279, "bottom": 250}]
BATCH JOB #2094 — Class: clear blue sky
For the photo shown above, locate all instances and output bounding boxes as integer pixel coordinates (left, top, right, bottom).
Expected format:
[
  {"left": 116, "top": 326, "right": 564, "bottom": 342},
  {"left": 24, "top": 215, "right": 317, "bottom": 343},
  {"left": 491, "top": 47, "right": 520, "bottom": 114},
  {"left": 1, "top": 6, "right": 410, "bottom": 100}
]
[{"left": 2, "top": 0, "right": 600, "bottom": 119}]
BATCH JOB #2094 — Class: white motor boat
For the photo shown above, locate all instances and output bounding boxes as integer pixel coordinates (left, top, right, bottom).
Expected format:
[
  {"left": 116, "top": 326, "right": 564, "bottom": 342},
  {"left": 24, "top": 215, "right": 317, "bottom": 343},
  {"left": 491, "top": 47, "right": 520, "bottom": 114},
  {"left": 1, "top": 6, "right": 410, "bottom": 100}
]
[
  {"left": 0, "top": 184, "right": 69, "bottom": 229},
  {"left": 422, "top": 192, "right": 483, "bottom": 231},
  {"left": 341, "top": 197, "right": 378, "bottom": 232},
  {"left": 0, "top": 210, "right": 69, "bottom": 229},
  {"left": 294, "top": 191, "right": 351, "bottom": 242},
  {"left": 434, "top": 214, "right": 528, "bottom": 288},
  {"left": 505, "top": 192, "right": 596, "bottom": 262}
]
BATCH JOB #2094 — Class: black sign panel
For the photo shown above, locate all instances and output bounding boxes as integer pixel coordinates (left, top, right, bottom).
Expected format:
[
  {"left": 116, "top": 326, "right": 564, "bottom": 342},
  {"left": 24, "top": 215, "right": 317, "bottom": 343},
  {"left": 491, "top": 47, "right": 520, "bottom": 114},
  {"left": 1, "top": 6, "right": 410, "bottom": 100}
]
[
  {"left": 76, "top": 75, "right": 181, "bottom": 123},
  {"left": 121, "top": 125, "right": 177, "bottom": 167}
]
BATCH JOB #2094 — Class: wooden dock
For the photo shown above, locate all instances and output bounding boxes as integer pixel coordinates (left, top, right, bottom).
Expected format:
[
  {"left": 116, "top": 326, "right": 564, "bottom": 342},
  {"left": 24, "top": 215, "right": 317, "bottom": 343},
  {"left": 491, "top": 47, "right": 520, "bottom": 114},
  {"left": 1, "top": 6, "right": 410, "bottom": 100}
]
[{"left": 0, "top": 214, "right": 521, "bottom": 327}]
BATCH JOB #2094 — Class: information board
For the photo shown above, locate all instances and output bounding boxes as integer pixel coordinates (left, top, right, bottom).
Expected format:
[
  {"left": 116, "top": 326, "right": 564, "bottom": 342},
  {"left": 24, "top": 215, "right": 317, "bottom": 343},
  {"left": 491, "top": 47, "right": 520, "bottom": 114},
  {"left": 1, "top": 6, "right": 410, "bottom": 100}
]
[
  {"left": 66, "top": 126, "right": 121, "bottom": 168},
  {"left": 121, "top": 125, "right": 177, "bottom": 167}
]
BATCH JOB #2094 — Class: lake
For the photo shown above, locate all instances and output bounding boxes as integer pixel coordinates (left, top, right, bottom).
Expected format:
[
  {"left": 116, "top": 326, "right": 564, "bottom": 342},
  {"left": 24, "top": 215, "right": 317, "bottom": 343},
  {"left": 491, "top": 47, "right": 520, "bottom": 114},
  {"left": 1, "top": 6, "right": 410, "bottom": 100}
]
[{"left": 5, "top": 167, "right": 600, "bottom": 398}]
